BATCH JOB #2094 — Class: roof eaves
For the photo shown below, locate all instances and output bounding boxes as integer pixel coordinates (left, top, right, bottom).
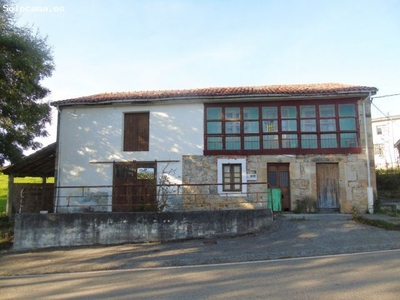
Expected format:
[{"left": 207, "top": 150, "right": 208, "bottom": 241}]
[{"left": 53, "top": 90, "right": 377, "bottom": 107}]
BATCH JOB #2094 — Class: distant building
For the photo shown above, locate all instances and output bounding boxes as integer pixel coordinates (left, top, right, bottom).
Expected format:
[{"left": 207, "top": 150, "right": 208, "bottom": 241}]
[{"left": 371, "top": 115, "right": 400, "bottom": 169}]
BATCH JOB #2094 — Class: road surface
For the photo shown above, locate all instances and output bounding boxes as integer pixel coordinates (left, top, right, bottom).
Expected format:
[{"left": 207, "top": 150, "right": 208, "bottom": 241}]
[{"left": 1, "top": 249, "right": 399, "bottom": 299}]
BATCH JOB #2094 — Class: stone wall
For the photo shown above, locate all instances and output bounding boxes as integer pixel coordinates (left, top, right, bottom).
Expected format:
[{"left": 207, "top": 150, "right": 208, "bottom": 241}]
[
  {"left": 13, "top": 209, "right": 273, "bottom": 251},
  {"left": 182, "top": 153, "right": 373, "bottom": 213},
  {"left": 182, "top": 155, "right": 267, "bottom": 210}
]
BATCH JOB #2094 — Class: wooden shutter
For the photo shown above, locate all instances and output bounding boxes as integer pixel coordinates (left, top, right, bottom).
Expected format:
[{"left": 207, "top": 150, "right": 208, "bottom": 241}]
[{"left": 124, "top": 112, "right": 149, "bottom": 151}]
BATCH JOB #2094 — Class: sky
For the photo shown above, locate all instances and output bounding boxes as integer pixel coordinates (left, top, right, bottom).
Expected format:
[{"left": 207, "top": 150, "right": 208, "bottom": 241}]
[{"left": 7, "top": 0, "right": 400, "bottom": 147}]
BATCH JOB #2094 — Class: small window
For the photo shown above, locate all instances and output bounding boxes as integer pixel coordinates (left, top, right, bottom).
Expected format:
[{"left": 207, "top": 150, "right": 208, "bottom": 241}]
[
  {"left": 137, "top": 168, "right": 155, "bottom": 180},
  {"left": 124, "top": 112, "right": 150, "bottom": 151},
  {"left": 374, "top": 144, "right": 384, "bottom": 156},
  {"left": 223, "top": 164, "right": 242, "bottom": 192},
  {"left": 217, "top": 158, "right": 247, "bottom": 195},
  {"left": 376, "top": 126, "right": 383, "bottom": 135}
]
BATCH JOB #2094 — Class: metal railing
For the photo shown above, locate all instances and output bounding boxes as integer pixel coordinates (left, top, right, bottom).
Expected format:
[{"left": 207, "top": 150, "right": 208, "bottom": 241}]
[{"left": 53, "top": 182, "right": 274, "bottom": 213}]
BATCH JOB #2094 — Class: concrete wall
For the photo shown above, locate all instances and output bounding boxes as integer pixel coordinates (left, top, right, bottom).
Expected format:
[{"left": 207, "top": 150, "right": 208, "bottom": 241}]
[{"left": 13, "top": 209, "right": 273, "bottom": 251}]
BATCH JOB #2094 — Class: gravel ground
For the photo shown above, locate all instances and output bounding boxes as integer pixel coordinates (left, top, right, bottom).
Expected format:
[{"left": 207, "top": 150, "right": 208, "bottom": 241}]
[{"left": 1, "top": 213, "right": 400, "bottom": 276}]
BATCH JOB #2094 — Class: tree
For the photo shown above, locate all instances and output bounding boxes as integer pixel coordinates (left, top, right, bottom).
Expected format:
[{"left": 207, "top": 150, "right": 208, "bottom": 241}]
[{"left": 0, "top": 0, "right": 54, "bottom": 165}]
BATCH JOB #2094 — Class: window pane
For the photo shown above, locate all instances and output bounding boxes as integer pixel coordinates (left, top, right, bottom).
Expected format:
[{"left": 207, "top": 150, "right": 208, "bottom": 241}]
[
  {"left": 233, "top": 165, "right": 241, "bottom": 173},
  {"left": 263, "top": 120, "right": 278, "bottom": 132},
  {"left": 280, "top": 171, "right": 289, "bottom": 187},
  {"left": 262, "top": 107, "right": 277, "bottom": 119},
  {"left": 321, "top": 134, "right": 337, "bottom": 148},
  {"left": 244, "top": 136, "right": 260, "bottom": 149},
  {"left": 225, "top": 121, "right": 240, "bottom": 133},
  {"left": 268, "top": 171, "right": 277, "bottom": 186},
  {"left": 244, "top": 121, "right": 259, "bottom": 133},
  {"left": 137, "top": 168, "right": 155, "bottom": 180},
  {"left": 301, "top": 134, "right": 317, "bottom": 149},
  {"left": 339, "top": 118, "right": 356, "bottom": 130},
  {"left": 207, "top": 122, "right": 221, "bottom": 134},
  {"left": 320, "top": 119, "right": 336, "bottom": 131},
  {"left": 341, "top": 133, "right": 358, "bottom": 147},
  {"left": 282, "top": 120, "right": 297, "bottom": 131},
  {"left": 243, "top": 107, "right": 259, "bottom": 119},
  {"left": 281, "top": 106, "right": 296, "bottom": 118},
  {"left": 207, "top": 107, "right": 222, "bottom": 120},
  {"left": 319, "top": 105, "right": 335, "bottom": 117},
  {"left": 207, "top": 137, "right": 222, "bottom": 150},
  {"left": 226, "top": 136, "right": 241, "bottom": 149},
  {"left": 339, "top": 104, "right": 355, "bottom": 116},
  {"left": 300, "top": 106, "right": 316, "bottom": 118},
  {"left": 115, "top": 164, "right": 134, "bottom": 178},
  {"left": 223, "top": 165, "right": 230, "bottom": 173},
  {"left": 282, "top": 134, "right": 298, "bottom": 148},
  {"left": 263, "top": 135, "right": 279, "bottom": 149},
  {"left": 225, "top": 107, "right": 240, "bottom": 119},
  {"left": 300, "top": 119, "right": 316, "bottom": 132}
]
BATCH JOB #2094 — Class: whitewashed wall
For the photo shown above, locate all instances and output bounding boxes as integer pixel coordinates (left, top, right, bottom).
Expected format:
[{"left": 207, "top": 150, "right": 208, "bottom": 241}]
[
  {"left": 371, "top": 116, "right": 400, "bottom": 169},
  {"left": 55, "top": 102, "right": 203, "bottom": 211}
]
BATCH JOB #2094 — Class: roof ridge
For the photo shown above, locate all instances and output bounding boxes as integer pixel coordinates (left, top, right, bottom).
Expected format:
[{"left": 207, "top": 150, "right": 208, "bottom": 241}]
[{"left": 52, "top": 83, "right": 378, "bottom": 106}]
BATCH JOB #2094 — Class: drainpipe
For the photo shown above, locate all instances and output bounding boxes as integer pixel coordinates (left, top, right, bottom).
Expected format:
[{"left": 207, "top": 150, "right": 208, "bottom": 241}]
[
  {"left": 362, "top": 92, "right": 374, "bottom": 214},
  {"left": 54, "top": 105, "right": 62, "bottom": 213}
]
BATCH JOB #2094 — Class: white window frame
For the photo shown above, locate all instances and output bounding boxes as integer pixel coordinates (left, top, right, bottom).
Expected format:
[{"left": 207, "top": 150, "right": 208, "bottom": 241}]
[{"left": 217, "top": 158, "right": 247, "bottom": 196}]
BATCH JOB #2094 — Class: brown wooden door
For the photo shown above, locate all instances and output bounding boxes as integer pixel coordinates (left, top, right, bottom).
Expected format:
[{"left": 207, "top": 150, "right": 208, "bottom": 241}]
[
  {"left": 316, "top": 163, "right": 339, "bottom": 211},
  {"left": 267, "top": 163, "right": 290, "bottom": 211},
  {"left": 113, "top": 162, "right": 157, "bottom": 212}
]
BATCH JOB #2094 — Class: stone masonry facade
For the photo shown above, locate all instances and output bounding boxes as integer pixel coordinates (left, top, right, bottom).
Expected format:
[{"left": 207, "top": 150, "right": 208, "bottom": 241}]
[{"left": 182, "top": 153, "right": 375, "bottom": 213}]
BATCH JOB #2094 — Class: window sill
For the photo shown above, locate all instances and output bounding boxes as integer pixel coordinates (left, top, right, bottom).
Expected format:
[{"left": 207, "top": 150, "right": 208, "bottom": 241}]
[{"left": 219, "top": 192, "right": 246, "bottom": 197}]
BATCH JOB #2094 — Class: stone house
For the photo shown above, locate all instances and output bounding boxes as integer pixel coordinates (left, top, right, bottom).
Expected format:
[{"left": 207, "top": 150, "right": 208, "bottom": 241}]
[{"left": 51, "top": 83, "right": 377, "bottom": 214}]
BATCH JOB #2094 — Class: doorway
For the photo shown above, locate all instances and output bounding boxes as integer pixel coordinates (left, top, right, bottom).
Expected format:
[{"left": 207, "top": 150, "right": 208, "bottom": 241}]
[
  {"left": 316, "top": 163, "right": 339, "bottom": 212},
  {"left": 267, "top": 163, "right": 290, "bottom": 211},
  {"left": 112, "top": 161, "right": 157, "bottom": 212}
]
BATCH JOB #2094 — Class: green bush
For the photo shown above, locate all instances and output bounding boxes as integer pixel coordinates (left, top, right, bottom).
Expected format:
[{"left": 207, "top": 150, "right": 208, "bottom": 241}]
[{"left": 376, "top": 168, "right": 400, "bottom": 198}]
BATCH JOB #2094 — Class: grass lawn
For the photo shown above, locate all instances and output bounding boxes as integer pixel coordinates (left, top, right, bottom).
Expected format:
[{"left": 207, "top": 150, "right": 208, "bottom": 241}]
[{"left": 0, "top": 174, "right": 7, "bottom": 213}]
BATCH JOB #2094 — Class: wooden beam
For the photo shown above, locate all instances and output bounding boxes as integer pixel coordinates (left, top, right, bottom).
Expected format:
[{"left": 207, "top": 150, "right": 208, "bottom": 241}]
[{"left": 6, "top": 175, "right": 14, "bottom": 218}]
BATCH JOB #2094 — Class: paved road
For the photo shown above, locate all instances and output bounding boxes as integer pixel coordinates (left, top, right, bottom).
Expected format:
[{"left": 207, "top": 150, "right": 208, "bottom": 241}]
[
  {"left": 2, "top": 214, "right": 400, "bottom": 276},
  {"left": 1, "top": 249, "right": 399, "bottom": 300}
]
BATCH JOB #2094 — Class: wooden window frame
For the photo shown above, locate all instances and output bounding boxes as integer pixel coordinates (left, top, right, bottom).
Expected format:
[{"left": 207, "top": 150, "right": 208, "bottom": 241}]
[
  {"left": 217, "top": 158, "right": 247, "bottom": 195},
  {"left": 222, "top": 163, "right": 242, "bottom": 192},
  {"left": 204, "top": 99, "right": 361, "bottom": 155},
  {"left": 123, "top": 112, "right": 150, "bottom": 152}
]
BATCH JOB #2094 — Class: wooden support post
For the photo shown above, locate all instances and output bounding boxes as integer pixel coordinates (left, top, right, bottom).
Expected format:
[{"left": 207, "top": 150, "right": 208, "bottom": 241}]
[{"left": 6, "top": 175, "right": 14, "bottom": 218}]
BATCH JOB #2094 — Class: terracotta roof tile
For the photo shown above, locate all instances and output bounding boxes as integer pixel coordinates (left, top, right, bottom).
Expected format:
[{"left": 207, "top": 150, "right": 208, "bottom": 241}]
[{"left": 52, "top": 83, "right": 377, "bottom": 106}]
